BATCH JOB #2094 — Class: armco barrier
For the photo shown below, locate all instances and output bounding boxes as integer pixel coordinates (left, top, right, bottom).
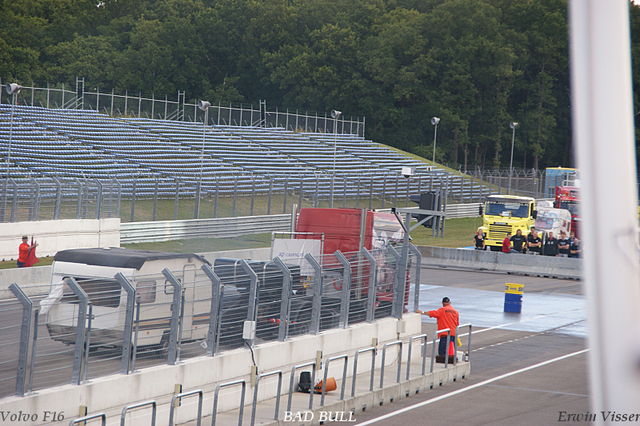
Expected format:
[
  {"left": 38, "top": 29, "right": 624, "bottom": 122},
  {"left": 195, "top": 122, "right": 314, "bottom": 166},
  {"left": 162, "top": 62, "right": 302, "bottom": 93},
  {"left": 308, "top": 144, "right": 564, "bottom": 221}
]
[
  {"left": 417, "top": 246, "right": 582, "bottom": 279},
  {"left": 120, "top": 215, "right": 291, "bottom": 243}
]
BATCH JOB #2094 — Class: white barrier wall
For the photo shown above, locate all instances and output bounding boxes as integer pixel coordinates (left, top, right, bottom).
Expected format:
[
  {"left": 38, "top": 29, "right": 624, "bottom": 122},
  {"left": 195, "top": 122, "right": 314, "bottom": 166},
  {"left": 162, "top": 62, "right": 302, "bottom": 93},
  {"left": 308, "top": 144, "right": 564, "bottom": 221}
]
[
  {"left": 0, "top": 218, "right": 120, "bottom": 261},
  {"left": 0, "top": 315, "right": 422, "bottom": 426}
]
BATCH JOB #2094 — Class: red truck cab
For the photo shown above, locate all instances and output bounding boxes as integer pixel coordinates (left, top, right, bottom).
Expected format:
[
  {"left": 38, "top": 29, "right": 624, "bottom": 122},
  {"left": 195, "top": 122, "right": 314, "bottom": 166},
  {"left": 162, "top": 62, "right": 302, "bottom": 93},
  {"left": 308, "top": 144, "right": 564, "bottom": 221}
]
[
  {"left": 554, "top": 186, "right": 580, "bottom": 237},
  {"left": 294, "top": 208, "right": 408, "bottom": 316}
]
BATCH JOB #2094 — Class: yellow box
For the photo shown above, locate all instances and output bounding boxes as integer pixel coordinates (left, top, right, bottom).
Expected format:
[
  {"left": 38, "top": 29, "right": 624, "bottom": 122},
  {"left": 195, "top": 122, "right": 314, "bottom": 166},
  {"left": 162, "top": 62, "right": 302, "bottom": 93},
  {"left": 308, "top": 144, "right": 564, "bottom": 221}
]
[{"left": 505, "top": 283, "right": 524, "bottom": 294}]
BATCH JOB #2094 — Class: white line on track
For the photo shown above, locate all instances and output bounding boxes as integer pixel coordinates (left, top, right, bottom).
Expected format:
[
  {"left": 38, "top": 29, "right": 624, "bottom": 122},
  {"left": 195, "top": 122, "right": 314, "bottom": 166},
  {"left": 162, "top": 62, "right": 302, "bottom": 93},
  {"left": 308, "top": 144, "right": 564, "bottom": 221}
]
[{"left": 356, "top": 348, "right": 589, "bottom": 426}]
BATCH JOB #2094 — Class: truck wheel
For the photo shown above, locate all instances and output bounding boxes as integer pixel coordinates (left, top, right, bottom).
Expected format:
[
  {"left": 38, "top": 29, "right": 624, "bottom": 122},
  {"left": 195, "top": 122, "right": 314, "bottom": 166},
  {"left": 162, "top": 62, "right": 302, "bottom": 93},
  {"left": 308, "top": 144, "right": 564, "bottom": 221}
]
[{"left": 489, "top": 246, "right": 501, "bottom": 252}]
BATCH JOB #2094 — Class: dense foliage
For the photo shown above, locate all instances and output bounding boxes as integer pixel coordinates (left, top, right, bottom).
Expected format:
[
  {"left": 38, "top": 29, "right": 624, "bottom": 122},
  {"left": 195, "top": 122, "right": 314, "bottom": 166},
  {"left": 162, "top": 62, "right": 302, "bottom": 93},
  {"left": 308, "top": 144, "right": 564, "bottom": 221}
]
[{"left": 1, "top": 0, "right": 639, "bottom": 170}]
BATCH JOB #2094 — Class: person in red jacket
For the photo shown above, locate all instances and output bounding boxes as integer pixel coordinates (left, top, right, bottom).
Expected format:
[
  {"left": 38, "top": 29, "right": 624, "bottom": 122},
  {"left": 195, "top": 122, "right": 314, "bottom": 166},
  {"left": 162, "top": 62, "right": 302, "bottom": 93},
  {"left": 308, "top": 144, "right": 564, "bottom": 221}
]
[
  {"left": 17, "top": 235, "right": 38, "bottom": 268},
  {"left": 416, "top": 297, "right": 459, "bottom": 359}
]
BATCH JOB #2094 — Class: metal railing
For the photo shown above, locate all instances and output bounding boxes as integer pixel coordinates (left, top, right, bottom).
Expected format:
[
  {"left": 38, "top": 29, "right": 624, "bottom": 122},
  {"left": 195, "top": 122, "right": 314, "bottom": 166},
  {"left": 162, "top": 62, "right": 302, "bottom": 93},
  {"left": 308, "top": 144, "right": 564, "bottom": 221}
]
[
  {"left": 169, "top": 390, "right": 203, "bottom": 426},
  {"left": 64, "top": 326, "right": 473, "bottom": 426},
  {"left": 212, "top": 380, "right": 246, "bottom": 426},
  {"left": 120, "top": 400, "right": 157, "bottom": 426},
  {"left": 379, "top": 341, "right": 403, "bottom": 388},
  {"left": 251, "top": 370, "right": 283, "bottom": 426},
  {"left": 0, "top": 78, "right": 365, "bottom": 136}
]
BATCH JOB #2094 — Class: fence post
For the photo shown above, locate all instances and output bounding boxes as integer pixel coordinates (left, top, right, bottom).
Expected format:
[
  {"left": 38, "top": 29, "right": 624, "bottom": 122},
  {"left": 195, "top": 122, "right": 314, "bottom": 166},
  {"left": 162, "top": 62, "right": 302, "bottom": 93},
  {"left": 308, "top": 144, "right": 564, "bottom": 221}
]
[
  {"left": 8, "top": 283, "right": 32, "bottom": 396},
  {"left": 267, "top": 178, "right": 273, "bottom": 215},
  {"left": 95, "top": 179, "right": 103, "bottom": 220},
  {"left": 51, "top": 176, "right": 62, "bottom": 220},
  {"left": 240, "top": 260, "right": 259, "bottom": 347},
  {"left": 408, "top": 243, "right": 422, "bottom": 312},
  {"left": 360, "top": 248, "right": 377, "bottom": 323},
  {"left": 201, "top": 264, "right": 222, "bottom": 356},
  {"left": 272, "top": 257, "right": 292, "bottom": 342},
  {"left": 214, "top": 177, "right": 219, "bottom": 218},
  {"left": 298, "top": 176, "right": 303, "bottom": 209},
  {"left": 130, "top": 178, "right": 137, "bottom": 222},
  {"left": 161, "top": 269, "right": 183, "bottom": 365},
  {"left": 174, "top": 179, "right": 180, "bottom": 220},
  {"left": 381, "top": 175, "right": 387, "bottom": 209},
  {"left": 343, "top": 176, "right": 347, "bottom": 208},
  {"left": 153, "top": 178, "right": 158, "bottom": 221},
  {"left": 250, "top": 178, "right": 255, "bottom": 216},
  {"left": 8, "top": 179, "right": 17, "bottom": 223},
  {"left": 115, "top": 273, "right": 136, "bottom": 374},
  {"left": 283, "top": 177, "right": 288, "bottom": 214},
  {"left": 304, "top": 253, "right": 323, "bottom": 335},
  {"left": 394, "top": 176, "right": 399, "bottom": 209},
  {"left": 64, "top": 277, "right": 88, "bottom": 385},
  {"left": 232, "top": 178, "right": 238, "bottom": 217},
  {"left": 388, "top": 242, "right": 405, "bottom": 319},
  {"left": 334, "top": 251, "right": 351, "bottom": 328}
]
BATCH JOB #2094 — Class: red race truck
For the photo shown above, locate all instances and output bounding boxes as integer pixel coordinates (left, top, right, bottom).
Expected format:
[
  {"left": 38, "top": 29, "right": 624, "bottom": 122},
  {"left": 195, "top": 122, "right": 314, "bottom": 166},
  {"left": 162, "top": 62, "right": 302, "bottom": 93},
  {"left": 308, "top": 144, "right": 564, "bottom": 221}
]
[
  {"left": 554, "top": 186, "right": 580, "bottom": 237},
  {"left": 293, "top": 208, "right": 410, "bottom": 321}
]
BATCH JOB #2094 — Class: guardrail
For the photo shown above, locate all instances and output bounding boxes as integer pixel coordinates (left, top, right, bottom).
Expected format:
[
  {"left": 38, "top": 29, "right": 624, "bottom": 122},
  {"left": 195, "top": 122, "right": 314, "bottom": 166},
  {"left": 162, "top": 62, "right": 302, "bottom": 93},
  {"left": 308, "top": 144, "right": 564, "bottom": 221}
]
[{"left": 120, "top": 214, "right": 292, "bottom": 243}]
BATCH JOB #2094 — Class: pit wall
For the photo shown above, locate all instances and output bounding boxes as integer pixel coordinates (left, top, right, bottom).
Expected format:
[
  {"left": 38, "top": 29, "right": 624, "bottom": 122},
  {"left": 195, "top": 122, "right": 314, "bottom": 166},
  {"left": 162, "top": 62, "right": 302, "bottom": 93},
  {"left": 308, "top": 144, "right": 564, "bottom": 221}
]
[
  {"left": 419, "top": 246, "right": 582, "bottom": 279},
  {"left": 0, "top": 218, "right": 120, "bottom": 261},
  {"left": 0, "top": 315, "right": 422, "bottom": 426}
]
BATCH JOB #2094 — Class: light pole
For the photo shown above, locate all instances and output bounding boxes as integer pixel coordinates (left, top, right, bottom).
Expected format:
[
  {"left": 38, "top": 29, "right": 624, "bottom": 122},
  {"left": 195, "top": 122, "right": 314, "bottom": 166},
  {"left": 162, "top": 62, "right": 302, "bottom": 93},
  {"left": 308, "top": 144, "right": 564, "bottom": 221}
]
[
  {"left": 330, "top": 109, "right": 342, "bottom": 208},
  {"left": 2, "top": 83, "right": 22, "bottom": 222},
  {"left": 195, "top": 100, "right": 211, "bottom": 219},
  {"left": 508, "top": 121, "right": 519, "bottom": 195},
  {"left": 431, "top": 117, "right": 440, "bottom": 166}
]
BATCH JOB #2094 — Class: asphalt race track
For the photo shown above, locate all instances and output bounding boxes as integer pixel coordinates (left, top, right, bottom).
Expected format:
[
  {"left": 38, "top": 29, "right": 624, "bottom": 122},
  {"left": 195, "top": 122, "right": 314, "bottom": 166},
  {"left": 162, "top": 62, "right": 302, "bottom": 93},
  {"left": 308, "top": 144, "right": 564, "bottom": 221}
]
[{"left": 352, "top": 266, "right": 589, "bottom": 426}]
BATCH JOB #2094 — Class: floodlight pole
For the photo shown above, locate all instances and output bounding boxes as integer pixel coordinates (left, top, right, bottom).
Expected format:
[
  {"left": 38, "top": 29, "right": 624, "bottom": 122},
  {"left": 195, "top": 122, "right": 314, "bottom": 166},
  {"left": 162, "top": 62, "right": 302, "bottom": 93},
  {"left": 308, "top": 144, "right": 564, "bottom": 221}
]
[
  {"left": 431, "top": 117, "right": 440, "bottom": 166},
  {"left": 330, "top": 109, "right": 342, "bottom": 208},
  {"left": 195, "top": 100, "right": 210, "bottom": 219},
  {"left": 2, "top": 83, "right": 21, "bottom": 222},
  {"left": 508, "top": 122, "right": 518, "bottom": 195}
]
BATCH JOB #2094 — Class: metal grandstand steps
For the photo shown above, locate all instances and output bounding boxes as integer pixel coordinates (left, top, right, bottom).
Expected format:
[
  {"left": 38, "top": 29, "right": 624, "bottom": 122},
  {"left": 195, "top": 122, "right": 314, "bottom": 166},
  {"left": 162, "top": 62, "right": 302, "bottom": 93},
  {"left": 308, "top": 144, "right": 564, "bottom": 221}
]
[{"left": 1, "top": 104, "right": 492, "bottom": 202}]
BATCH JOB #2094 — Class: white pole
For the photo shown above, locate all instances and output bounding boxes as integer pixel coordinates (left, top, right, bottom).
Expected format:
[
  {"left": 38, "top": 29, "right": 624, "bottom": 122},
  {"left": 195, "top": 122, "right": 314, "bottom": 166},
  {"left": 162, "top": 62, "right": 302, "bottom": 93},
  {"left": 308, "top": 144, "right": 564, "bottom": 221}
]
[
  {"left": 432, "top": 122, "right": 438, "bottom": 165},
  {"left": 569, "top": 0, "right": 640, "bottom": 419}
]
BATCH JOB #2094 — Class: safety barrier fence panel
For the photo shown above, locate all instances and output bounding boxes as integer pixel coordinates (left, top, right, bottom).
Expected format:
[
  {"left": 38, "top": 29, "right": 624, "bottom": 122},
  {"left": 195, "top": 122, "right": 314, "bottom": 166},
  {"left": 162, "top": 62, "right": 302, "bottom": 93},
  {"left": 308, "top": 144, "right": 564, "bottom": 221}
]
[
  {"left": 65, "top": 326, "right": 473, "bottom": 426},
  {"left": 1, "top": 242, "right": 422, "bottom": 397},
  {"left": 212, "top": 380, "right": 246, "bottom": 426},
  {"left": 319, "top": 354, "right": 349, "bottom": 406},
  {"left": 250, "top": 370, "right": 283, "bottom": 426},
  {"left": 169, "top": 390, "right": 203, "bottom": 426},
  {"left": 120, "top": 400, "right": 157, "bottom": 426}
]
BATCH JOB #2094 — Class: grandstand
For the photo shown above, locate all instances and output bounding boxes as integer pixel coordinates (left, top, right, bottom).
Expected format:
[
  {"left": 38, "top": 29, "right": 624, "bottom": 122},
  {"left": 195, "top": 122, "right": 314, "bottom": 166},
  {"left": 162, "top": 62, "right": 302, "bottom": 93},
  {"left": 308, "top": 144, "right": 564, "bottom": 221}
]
[{"left": 0, "top": 104, "right": 490, "bottom": 216}]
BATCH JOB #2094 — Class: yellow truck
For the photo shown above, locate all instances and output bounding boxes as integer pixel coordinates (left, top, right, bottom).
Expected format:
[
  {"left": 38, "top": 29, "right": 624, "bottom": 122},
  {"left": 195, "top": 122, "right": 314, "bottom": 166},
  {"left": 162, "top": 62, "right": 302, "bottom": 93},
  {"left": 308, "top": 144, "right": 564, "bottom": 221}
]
[{"left": 480, "top": 195, "right": 537, "bottom": 251}]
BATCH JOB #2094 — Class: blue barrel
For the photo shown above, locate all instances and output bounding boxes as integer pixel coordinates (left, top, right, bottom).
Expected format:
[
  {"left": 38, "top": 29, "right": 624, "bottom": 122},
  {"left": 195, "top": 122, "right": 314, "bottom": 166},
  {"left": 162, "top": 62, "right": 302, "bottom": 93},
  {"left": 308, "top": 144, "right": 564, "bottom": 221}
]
[{"left": 504, "top": 283, "right": 524, "bottom": 313}]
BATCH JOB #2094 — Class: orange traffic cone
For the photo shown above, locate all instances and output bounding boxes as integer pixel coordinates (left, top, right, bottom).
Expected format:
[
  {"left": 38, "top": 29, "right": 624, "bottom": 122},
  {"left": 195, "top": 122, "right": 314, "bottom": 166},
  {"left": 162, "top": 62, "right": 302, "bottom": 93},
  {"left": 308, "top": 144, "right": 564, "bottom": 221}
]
[
  {"left": 449, "top": 341, "right": 455, "bottom": 356},
  {"left": 314, "top": 377, "right": 337, "bottom": 393}
]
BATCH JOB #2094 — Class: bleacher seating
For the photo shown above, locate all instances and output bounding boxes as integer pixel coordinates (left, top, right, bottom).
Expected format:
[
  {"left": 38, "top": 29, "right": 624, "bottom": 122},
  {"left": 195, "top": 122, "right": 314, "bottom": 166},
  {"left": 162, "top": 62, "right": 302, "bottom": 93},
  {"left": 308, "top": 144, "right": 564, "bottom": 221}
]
[{"left": 0, "top": 104, "right": 491, "bottom": 201}]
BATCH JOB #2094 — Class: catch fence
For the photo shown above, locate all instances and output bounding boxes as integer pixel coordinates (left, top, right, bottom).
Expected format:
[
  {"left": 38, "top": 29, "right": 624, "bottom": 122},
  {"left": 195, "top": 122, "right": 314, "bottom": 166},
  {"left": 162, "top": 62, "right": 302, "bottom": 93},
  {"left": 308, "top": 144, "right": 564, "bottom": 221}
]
[{"left": 0, "top": 244, "right": 419, "bottom": 399}]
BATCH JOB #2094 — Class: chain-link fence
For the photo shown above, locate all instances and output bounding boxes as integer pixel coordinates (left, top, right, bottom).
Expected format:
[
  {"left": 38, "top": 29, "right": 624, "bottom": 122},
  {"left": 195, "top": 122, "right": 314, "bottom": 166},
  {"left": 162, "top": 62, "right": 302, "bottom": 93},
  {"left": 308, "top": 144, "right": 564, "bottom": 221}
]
[
  {"left": 0, "top": 171, "right": 548, "bottom": 224},
  {"left": 0, "top": 244, "right": 418, "bottom": 399}
]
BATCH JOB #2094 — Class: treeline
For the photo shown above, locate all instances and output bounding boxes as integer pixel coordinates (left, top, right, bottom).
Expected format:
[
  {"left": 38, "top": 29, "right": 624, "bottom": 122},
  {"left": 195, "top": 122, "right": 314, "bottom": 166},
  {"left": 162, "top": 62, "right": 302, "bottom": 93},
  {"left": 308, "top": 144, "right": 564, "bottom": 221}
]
[{"left": 1, "top": 0, "right": 639, "bottom": 170}]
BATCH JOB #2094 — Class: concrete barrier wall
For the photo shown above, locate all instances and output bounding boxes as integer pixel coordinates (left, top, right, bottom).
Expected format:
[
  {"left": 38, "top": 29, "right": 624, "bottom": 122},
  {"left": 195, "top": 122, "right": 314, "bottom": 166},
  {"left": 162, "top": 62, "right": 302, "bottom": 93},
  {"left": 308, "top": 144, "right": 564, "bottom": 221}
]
[
  {"left": 0, "top": 218, "right": 120, "bottom": 261},
  {"left": 418, "top": 246, "right": 582, "bottom": 279},
  {"left": 0, "top": 315, "right": 421, "bottom": 426}
]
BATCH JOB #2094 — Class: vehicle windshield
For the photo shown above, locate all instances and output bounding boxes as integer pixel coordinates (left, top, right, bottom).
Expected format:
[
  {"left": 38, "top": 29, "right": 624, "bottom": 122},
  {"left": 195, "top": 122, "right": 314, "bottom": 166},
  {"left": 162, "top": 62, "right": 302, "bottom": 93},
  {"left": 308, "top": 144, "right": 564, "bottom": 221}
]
[
  {"left": 485, "top": 201, "right": 530, "bottom": 218},
  {"left": 560, "top": 201, "right": 580, "bottom": 216}
]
